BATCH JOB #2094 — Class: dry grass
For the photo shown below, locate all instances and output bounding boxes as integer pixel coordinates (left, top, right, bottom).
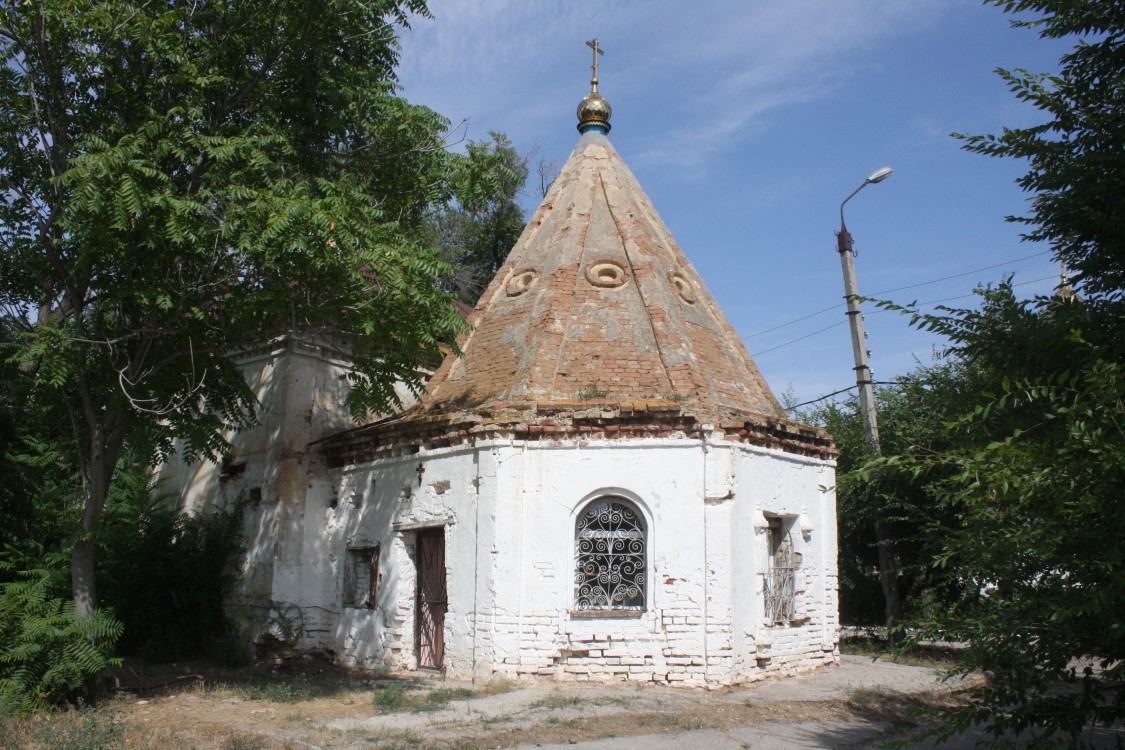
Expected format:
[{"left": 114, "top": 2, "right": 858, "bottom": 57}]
[{"left": 0, "top": 657, "right": 961, "bottom": 750}]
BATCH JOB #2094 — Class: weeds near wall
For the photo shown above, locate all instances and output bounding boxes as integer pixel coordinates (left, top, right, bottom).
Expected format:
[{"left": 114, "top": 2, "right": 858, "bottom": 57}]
[{"left": 371, "top": 683, "right": 477, "bottom": 713}]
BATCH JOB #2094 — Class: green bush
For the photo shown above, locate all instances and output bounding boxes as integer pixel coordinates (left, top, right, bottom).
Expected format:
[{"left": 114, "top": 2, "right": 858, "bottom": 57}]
[
  {"left": 97, "top": 491, "right": 244, "bottom": 661},
  {"left": 0, "top": 555, "right": 122, "bottom": 714}
]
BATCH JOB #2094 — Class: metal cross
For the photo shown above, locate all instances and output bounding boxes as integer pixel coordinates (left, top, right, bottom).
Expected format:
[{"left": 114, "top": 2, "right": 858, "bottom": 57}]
[{"left": 585, "top": 38, "right": 605, "bottom": 87}]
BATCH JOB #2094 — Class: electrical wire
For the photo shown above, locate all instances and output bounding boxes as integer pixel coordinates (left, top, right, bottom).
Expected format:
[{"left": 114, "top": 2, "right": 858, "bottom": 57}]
[
  {"left": 865, "top": 274, "right": 1057, "bottom": 315},
  {"left": 740, "top": 303, "right": 840, "bottom": 340},
  {"left": 752, "top": 274, "right": 1058, "bottom": 357},
  {"left": 785, "top": 385, "right": 857, "bottom": 410},
  {"left": 750, "top": 321, "right": 846, "bottom": 357},
  {"left": 785, "top": 379, "right": 916, "bottom": 411},
  {"left": 741, "top": 250, "right": 1051, "bottom": 340},
  {"left": 865, "top": 250, "right": 1050, "bottom": 297}
]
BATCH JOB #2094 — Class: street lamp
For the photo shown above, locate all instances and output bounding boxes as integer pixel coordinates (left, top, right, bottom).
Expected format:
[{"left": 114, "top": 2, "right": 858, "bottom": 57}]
[
  {"left": 836, "top": 166, "right": 903, "bottom": 629},
  {"left": 836, "top": 166, "right": 892, "bottom": 454}
]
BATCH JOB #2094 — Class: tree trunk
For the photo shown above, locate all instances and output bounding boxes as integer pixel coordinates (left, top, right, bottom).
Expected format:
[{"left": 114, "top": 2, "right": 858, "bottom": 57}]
[
  {"left": 874, "top": 519, "right": 903, "bottom": 632},
  {"left": 72, "top": 404, "right": 127, "bottom": 617},
  {"left": 71, "top": 525, "right": 99, "bottom": 618}
]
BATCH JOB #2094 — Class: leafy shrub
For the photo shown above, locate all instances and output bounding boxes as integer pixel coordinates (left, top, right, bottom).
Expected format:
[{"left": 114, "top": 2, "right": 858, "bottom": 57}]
[
  {"left": 97, "top": 491, "right": 244, "bottom": 661},
  {"left": 0, "top": 554, "right": 122, "bottom": 714}
]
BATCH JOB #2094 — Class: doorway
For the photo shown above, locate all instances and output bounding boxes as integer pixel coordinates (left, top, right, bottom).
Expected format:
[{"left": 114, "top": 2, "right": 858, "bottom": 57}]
[{"left": 415, "top": 528, "right": 447, "bottom": 670}]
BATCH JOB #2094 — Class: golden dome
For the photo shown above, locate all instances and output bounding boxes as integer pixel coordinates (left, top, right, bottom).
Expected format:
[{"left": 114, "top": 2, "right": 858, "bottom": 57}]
[{"left": 577, "top": 91, "right": 612, "bottom": 133}]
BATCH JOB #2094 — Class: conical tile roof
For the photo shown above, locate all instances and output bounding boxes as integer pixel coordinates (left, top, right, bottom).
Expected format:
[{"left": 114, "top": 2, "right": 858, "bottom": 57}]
[{"left": 419, "top": 130, "right": 780, "bottom": 419}]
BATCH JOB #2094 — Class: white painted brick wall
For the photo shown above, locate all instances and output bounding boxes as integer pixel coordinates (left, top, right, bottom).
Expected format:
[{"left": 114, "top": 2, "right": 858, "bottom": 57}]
[{"left": 166, "top": 375, "right": 838, "bottom": 688}]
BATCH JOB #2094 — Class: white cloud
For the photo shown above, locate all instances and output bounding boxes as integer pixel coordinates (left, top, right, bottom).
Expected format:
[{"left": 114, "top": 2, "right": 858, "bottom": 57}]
[{"left": 397, "top": 0, "right": 961, "bottom": 165}]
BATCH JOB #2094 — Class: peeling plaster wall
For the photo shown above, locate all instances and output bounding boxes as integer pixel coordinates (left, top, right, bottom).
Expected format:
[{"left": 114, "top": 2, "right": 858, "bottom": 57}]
[
  {"left": 154, "top": 336, "right": 418, "bottom": 647},
  {"left": 313, "top": 433, "right": 835, "bottom": 687},
  {"left": 160, "top": 351, "right": 836, "bottom": 686},
  {"left": 729, "top": 447, "right": 840, "bottom": 680}
]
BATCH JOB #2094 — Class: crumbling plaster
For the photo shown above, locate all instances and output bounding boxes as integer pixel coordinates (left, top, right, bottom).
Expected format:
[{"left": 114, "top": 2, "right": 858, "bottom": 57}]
[{"left": 309, "top": 433, "right": 837, "bottom": 687}]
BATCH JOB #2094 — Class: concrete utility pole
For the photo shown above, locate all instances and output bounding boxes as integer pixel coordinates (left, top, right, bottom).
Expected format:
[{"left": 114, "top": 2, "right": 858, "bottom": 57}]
[{"left": 836, "top": 166, "right": 903, "bottom": 630}]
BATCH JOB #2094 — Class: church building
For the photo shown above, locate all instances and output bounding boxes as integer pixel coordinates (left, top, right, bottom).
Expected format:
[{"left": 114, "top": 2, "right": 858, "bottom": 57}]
[{"left": 161, "top": 49, "right": 840, "bottom": 687}]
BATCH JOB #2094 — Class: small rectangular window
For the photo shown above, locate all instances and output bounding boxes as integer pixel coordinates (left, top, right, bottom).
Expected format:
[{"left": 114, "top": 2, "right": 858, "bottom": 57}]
[{"left": 344, "top": 545, "right": 380, "bottom": 609}]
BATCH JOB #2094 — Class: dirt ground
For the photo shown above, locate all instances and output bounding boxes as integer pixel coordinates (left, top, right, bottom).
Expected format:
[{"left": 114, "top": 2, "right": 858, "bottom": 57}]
[{"left": 6, "top": 653, "right": 985, "bottom": 750}]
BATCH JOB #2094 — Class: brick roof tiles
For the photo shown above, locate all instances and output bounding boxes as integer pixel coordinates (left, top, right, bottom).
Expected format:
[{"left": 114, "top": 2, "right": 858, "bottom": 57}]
[{"left": 420, "top": 131, "right": 781, "bottom": 420}]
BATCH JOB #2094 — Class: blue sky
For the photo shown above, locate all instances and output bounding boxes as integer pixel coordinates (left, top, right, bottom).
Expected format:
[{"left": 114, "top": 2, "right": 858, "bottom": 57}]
[{"left": 395, "top": 0, "right": 1073, "bottom": 406}]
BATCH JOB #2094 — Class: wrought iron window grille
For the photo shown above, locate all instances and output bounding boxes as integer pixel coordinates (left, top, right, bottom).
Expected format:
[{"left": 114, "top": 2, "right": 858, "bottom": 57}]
[{"left": 574, "top": 498, "right": 646, "bottom": 612}]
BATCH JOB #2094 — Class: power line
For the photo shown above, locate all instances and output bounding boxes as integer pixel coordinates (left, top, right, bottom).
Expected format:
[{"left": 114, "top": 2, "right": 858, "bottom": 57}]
[
  {"left": 741, "top": 303, "right": 839, "bottom": 340},
  {"left": 785, "top": 385, "right": 857, "bottom": 410},
  {"left": 785, "top": 379, "right": 914, "bottom": 411},
  {"left": 750, "top": 321, "right": 845, "bottom": 357},
  {"left": 741, "top": 250, "right": 1051, "bottom": 340},
  {"left": 865, "top": 251, "right": 1050, "bottom": 297},
  {"left": 866, "top": 274, "right": 1058, "bottom": 315},
  {"left": 752, "top": 274, "right": 1058, "bottom": 358}
]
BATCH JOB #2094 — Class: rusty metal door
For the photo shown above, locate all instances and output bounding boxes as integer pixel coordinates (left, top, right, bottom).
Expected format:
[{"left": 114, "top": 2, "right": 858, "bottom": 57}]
[{"left": 416, "top": 529, "right": 446, "bottom": 670}]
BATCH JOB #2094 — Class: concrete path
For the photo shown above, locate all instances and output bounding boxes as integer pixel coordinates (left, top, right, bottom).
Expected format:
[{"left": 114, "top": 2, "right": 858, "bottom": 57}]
[
  {"left": 497, "top": 656, "right": 1122, "bottom": 749},
  {"left": 322, "top": 655, "right": 1125, "bottom": 749}
]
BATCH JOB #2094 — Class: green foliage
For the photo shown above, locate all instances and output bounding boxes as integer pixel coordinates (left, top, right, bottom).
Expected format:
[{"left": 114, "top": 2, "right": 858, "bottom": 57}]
[
  {"left": 798, "top": 360, "right": 980, "bottom": 626},
  {"left": 815, "top": 2, "right": 1125, "bottom": 740},
  {"left": 0, "top": 0, "right": 470, "bottom": 613},
  {"left": 222, "top": 735, "right": 266, "bottom": 750},
  {"left": 1, "top": 708, "right": 126, "bottom": 750},
  {"left": 958, "top": 0, "right": 1125, "bottom": 299},
  {"left": 420, "top": 687, "right": 474, "bottom": 710},
  {"left": 372, "top": 684, "right": 409, "bottom": 710},
  {"left": 97, "top": 489, "right": 244, "bottom": 661},
  {"left": 890, "top": 295, "right": 1124, "bottom": 745},
  {"left": 428, "top": 132, "right": 529, "bottom": 302},
  {"left": 369, "top": 683, "right": 475, "bottom": 713},
  {"left": 0, "top": 553, "right": 122, "bottom": 714}
]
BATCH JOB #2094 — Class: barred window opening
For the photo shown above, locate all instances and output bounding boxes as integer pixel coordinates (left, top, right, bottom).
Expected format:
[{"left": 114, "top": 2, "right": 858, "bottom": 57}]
[
  {"left": 574, "top": 498, "right": 646, "bottom": 611},
  {"left": 764, "top": 518, "right": 796, "bottom": 623}
]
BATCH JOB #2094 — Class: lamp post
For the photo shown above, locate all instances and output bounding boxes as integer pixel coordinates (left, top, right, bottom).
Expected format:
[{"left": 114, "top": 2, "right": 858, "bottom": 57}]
[
  {"left": 837, "top": 166, "right": 891, "bottom": 454},
  {"left": 835, "top": 166, "right": 902, "bottom": 630}
]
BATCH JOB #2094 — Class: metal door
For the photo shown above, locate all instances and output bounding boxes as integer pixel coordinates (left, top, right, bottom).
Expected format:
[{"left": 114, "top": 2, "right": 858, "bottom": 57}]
[{"left": 416, "top": 529, "right": 446, "bottom": 670}]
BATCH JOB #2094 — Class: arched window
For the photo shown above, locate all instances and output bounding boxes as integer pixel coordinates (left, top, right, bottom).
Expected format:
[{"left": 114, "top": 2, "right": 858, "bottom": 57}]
[{"left": 574, "top": 498, "right": 646, "bottom": 611}]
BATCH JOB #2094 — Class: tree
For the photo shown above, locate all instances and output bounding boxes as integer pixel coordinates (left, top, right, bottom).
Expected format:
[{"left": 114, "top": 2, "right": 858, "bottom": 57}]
[
  {"left": 890, "top": 286, "right": 1124, "bottom": 744},
  {"left": 0, "top": 0, "right": 470, "bottom": 617},
  {"left": 862, "top": 0, "right": 1125, "bottom": 740},
  {"left": 428, "top": 132, "right": 529, "bottom": 302},
  {"left": 957, "top": 0, "right": 1125, "bottom": 300},
  {"left": 797, "top": 359, "right": 983, "bottom": 627}
]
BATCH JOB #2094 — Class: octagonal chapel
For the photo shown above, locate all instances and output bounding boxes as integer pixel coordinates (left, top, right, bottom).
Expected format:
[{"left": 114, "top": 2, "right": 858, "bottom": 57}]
[{"left": 162, "top": 52, "right": 839, "bottom": 687}]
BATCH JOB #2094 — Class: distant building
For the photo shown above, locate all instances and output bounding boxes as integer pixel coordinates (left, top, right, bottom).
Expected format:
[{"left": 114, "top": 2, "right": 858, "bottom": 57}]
[{"left": 160, "top": 61, "right": 839, "bottom": 687}]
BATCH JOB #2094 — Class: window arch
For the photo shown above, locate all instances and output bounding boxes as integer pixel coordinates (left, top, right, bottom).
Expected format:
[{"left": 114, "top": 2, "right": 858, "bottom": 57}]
[{"left": 574, "top": 497, "right": 646, "bottom": 611}]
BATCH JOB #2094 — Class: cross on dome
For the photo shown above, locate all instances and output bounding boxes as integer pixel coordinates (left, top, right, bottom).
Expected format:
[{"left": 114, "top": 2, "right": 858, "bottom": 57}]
[
  {"left": 586, "top": 38, "right": 604, "bottom": 93},
  {"left": 577, "top": 38, "right": 612, "bottom": 134}
]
